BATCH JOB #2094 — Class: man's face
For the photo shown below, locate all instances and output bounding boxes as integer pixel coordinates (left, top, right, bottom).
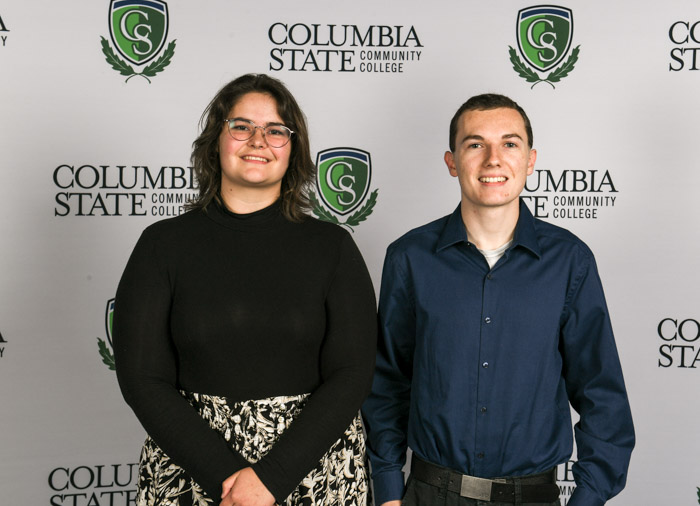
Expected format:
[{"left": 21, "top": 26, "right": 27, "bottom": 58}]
[{"left": 445, "top": 107, "right": 536, "bottom": 213}]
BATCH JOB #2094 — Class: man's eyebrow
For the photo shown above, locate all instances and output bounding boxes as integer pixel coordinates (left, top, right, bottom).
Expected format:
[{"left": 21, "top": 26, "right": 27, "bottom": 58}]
[{"left": 460, "top": 133, "right": 524, "bottom": 143}]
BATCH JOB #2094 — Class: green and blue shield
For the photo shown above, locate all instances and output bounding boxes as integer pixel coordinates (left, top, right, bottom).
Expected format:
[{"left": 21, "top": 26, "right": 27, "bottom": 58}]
[
  {"left": 517, "top": 5, "right": 573, "bottom": 72},
  {"left": 109, "top": 0, "right": 169, "bottom": 65},
  {"left": 316, "top": 148, "right": 371, "bottom": 215},
  {"left": 105, "top": 298, "right": 115, "bottom": 348}
]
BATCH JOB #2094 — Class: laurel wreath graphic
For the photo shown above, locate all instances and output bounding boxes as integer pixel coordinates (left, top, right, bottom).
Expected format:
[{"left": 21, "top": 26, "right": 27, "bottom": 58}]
[
  {"left": 508, "top": 45, "right": 580, "bottom": 89},
  {"left": 309, "top": 189, "right": 378, "bottom": 232},
  {"left": 100, "top": 36, "right": 176, "bottom": 83},
  {"left": 97, "top": 338, "right": 116, "bottom": 371}
]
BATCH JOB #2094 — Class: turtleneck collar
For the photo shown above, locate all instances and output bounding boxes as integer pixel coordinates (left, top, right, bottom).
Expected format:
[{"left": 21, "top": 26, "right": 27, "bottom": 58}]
[{"left": 204, "top": 197, "right": 285, "bottom": 231}]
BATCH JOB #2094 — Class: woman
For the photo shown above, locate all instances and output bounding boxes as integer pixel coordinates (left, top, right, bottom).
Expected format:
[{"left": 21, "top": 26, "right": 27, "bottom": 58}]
[{"left": 113, "top": 74, "right": 377, "bottom": 506}]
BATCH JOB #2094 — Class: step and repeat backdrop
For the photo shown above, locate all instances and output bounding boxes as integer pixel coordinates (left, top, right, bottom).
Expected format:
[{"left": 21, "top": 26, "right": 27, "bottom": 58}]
[{"left": 1, "top": 1, "right": 699, "bottom": 504}]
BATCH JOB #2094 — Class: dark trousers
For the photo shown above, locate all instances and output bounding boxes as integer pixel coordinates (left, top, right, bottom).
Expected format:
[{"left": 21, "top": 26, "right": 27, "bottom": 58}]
[{"left": 402, "top": 461, "right": 561, "bottom": 506}]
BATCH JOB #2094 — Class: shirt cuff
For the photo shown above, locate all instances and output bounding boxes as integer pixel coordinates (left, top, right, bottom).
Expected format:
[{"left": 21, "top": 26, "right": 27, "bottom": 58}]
[
  {"left": 566, "top": 485, "right": 605, "bottom": 506},
  {"left": 372, "top": 469, "right": 406, "bottom": 505}
]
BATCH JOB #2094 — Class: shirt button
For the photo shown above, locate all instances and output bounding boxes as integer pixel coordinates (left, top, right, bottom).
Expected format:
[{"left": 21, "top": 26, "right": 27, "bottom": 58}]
[
  {"left": 484, "top": 317, "right": 491, "bottom": 324},
  {"left": 482, "top": 362, "right": 489, "bottom": 368},
  {"left": 481, "top": 406, "right": 487, "bottom": 413},
  {"left": 477, "top": 452, "right": 485, "bottom": 459},
  {"left": 486, "top": 274, "right": 492, "bottom": 280}
]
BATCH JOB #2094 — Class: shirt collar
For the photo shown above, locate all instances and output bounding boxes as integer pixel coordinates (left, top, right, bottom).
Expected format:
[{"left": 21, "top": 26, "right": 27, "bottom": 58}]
[
  {"left": 436, "top": 204, "right": 470, "bottom": 252},
  {"left": 512, "top": 199, "right": 541, "bottom": 259},
  {"left": 436, "top": 198, "right": 542, "bottom": 259}
]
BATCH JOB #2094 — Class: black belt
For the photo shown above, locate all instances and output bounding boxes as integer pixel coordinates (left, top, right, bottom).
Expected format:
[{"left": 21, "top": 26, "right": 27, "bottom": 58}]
[{"left": 411, "top": 456, "right": 560, "bottom": 503}]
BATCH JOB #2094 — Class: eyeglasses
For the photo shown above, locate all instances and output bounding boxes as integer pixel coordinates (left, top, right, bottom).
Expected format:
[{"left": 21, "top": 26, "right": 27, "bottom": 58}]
[{"left": 223, "top": 118, "right": 294, "bottom": 148}]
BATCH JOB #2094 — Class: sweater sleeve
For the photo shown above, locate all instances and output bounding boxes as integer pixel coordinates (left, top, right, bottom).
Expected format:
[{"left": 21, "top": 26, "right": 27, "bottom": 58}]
[
  {"left": 113, "top": 226, "right": 249, "bottom": 500},
  {"left": 251, "top": 232, "right": 378, "bottom": 503}
]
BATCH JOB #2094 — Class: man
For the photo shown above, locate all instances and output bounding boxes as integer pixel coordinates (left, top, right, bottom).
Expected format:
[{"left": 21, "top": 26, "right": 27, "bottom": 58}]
[{"left": 362, "top": 94, "right": 634, "bottom": 506}]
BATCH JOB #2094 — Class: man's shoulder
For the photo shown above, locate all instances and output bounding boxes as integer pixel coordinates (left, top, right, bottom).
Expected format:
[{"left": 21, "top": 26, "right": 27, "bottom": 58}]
[
  {"left": 531, "top": 216, "right": 594, "bottom": 258},
  {"left": 387, "top": 214, "right": 450, "bottom": 256}
]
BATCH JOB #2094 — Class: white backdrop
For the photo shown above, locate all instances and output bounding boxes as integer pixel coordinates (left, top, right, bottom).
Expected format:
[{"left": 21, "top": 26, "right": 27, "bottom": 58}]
[{"left": 1, "top": 1, "right": 699, "bottom": 504}]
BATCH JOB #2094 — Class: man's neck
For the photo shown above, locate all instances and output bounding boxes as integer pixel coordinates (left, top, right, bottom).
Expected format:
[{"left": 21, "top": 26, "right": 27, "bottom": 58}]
[{"left": 460, "top": 200, "right": 520, "bottom": 251}]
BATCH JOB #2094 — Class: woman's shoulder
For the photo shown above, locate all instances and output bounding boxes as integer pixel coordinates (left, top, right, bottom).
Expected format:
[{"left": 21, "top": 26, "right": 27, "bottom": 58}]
[
  {"left": 139, "top": 208, "right": 206, "bottom": 243},
  {"left": 295, "top": 214, "right": 353, "bottom": 243}
]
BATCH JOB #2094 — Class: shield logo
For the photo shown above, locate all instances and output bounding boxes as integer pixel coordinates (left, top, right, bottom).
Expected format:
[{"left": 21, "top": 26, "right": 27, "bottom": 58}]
[
  {"left": 109, "top": 0, "right": 169, "bottom": 66},
  {"left": 516, "top": 5, "right": 573, "bottom": 72},
  {"left": 316, "top": 148, "right": 371, "bottom": 215},
  {"left": 105, "top": 298, "right": 115, "bottom": 348}
]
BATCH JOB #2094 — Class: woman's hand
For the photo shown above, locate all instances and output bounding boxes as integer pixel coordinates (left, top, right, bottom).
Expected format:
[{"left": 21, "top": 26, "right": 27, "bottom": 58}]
[{"left": 220, "top": 467, "right": 276, "bottom": 506}]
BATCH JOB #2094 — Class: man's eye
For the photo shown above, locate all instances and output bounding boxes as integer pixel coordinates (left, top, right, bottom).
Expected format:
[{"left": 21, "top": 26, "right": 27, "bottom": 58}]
[
  {"left": 267, "top": 128, "right": 286, "bottom": 137},
  {"left": 232, "top": 123, "right": 251, "bottom": 132},
  {"left": 505, "top": 142, "right": 517, "bottom": 148},
  {"left": 468, "top": 143, "right": 482, "bottom": 149}
]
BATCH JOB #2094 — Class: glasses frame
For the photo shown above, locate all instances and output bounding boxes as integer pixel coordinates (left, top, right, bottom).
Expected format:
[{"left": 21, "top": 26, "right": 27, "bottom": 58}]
[{"left": 223, "top": 118, "right": 294, "bottom": 148}]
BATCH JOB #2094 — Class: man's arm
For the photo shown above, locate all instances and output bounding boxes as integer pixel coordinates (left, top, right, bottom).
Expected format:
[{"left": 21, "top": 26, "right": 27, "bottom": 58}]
[
  {"left": 560, "top": 251, "right": 635, "bottom": 506},
  {"left": 362, "top": 247, "right": 416, "bottom": 505}
]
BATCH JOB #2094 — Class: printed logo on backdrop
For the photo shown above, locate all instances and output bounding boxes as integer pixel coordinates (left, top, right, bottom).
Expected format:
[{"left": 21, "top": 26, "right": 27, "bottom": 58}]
[
  {"left": 0, "top": 13, "right": 9, "bottom": 47},
  {"left": 668, "top": 20, "right": 700, "bottom": 71},
  {"left": 268, "top": 23, "right": 423, "bottom": 73},
  {"left": 309, "top": 148, "right": 378, "bottom": 231},
  {"left": 0, "top": 330, "right": 7, "bottom": 359},
  {"left": 557, "top": 460, "right": 576, "bottom": 505},
  {"left": 509, "top": 5, "right": 580, "bottom": 88},
  {"left": 657, "top": 317, "right": 700, "bottom": 369},
  {"left": 98, "top": 299, "right": 116, "bottom": 371},
  {"left": 100, "top": 0, "right": 176, "bottom": 83},
  {"left": 53, "top": 164, "right": 198, "bottom": 217},
  {"left": 49, "top": 463, "right": 137, "bottom": 505},
  {"left": 522, "top": 169, "right": 618, "bottom": 220}
]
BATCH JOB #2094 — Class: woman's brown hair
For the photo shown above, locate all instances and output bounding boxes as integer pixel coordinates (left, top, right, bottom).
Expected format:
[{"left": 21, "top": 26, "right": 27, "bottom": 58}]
[{"left": 188, "top": 74, "right": 314, "bottom": 221}]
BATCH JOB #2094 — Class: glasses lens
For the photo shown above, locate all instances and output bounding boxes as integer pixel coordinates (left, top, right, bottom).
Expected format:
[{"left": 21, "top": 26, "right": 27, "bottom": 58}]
[
  {"left": 226, "top": 120, "right": 292, "bottom": 147},
  {"left": 264, "top": 125, "right": 292, "bottom": 147},
  {"left": 228, "top": 119, "right": 254, "bottom": 141}
]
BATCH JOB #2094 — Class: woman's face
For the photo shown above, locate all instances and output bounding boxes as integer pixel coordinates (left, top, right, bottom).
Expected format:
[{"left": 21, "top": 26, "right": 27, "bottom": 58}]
[{"left": 218, "top": 92, "right": 292, "bottom": 202}]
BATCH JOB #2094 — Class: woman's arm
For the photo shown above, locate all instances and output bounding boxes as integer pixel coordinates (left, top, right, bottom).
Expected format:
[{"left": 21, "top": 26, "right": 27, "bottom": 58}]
[
  {"left": 113, "top": 225, "right": 249, "bottom": 499},
  {"left": 249, "top": 232, "right": 378, "bottom": 503}
]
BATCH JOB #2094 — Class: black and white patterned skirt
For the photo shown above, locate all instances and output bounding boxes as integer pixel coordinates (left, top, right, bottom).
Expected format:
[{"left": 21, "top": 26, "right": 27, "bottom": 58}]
[{"left": 135, "top": 392, "right": 370, "bottom": 505}]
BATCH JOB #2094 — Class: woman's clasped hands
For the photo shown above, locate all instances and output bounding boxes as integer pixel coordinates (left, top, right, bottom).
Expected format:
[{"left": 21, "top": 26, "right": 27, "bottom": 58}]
[{"left": 220, "top": 467, "right": 276, "bottom": 506}]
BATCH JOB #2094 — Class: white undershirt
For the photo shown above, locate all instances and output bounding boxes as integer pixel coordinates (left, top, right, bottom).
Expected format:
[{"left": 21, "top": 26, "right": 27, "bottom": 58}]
[{"left": 477, "top": 240, "right": 513, "bottom": 269}]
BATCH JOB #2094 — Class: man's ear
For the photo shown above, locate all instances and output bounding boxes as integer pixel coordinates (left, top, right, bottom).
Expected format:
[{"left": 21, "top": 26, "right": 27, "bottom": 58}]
[
  {"left": 527, "top": 148, "right": 537, "bottom": 175},
  {"left": 445, "top": 151, "right": 457, "bottom": 177}
]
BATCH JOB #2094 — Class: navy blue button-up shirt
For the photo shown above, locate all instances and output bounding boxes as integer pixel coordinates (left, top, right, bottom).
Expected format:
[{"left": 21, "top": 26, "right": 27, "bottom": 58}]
[{"left": 363, "top": 200, "right": 634, "bottom": 506}]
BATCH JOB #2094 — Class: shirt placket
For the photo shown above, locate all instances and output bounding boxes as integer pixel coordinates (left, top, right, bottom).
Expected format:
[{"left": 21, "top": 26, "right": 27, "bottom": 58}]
[{"left": 474, "top": 268, "right": 495, "bottom": 476}]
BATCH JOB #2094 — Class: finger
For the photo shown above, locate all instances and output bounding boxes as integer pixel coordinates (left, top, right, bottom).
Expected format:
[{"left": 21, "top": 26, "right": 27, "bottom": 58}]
[{"left": 221, "top": 473, "right": 239, "bottom": 498}]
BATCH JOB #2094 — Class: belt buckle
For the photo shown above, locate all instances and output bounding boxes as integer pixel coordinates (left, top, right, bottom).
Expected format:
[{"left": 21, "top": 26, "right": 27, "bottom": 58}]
[{"left": 459, "top": 475, "right": 494, "bottom": 501}]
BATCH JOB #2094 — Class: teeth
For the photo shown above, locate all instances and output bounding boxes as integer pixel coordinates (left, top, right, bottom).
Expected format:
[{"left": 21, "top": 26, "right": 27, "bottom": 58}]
[
  {"left": 243, "top": 156, "right": 268, "bottom": 162},
  {"left": 480, "top": 177, "right": 506, "bottom": 183}
]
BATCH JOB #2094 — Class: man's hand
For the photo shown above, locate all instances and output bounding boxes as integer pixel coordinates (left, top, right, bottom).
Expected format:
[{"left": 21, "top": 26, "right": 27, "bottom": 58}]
[{"left": 220, "top": 467, "right": 275, "bottom": 506}]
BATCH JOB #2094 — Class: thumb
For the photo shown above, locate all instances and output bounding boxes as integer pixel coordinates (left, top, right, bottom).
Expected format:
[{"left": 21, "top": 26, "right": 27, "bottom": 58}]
[{"left": 221, "top": 472, "right": 239, "bottom": 498}]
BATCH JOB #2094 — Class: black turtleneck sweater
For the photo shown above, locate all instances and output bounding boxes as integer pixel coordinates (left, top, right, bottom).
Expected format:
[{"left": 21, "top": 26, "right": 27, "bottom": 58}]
[{"left": 113, "top": 200, "right": 377, "bottom": 502}]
